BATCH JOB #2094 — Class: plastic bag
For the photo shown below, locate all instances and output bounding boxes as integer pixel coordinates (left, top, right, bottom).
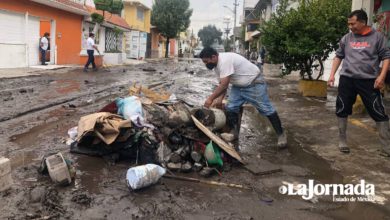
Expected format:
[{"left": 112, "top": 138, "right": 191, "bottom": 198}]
[
  {"left": 67, "top": 126, "right": 78, "bottom": 140},
  {"left": 126, "top": 164, "right": 166, "bottom": 190},
  {"left": 116, "top": 96, "right": 144, "bottom": 124}
]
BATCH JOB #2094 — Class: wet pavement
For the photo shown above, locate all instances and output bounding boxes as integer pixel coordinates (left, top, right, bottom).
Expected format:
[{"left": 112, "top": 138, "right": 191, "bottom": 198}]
[{"left": 0, "top": 59, "right": 390, "bottom": 219}]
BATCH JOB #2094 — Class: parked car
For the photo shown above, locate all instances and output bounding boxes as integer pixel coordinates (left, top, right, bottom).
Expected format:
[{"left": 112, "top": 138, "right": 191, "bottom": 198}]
[{"left": 193, "top": 47, "right": 203, "bottom": 58}]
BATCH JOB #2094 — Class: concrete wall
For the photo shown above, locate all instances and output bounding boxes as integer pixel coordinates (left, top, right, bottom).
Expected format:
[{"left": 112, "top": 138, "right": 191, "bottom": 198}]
[
  {"left": 103, "top": 52, "right": 126, "bottom": 65},
  {"left": 123, "top": 3, "right": 150, "bottom": 33}
]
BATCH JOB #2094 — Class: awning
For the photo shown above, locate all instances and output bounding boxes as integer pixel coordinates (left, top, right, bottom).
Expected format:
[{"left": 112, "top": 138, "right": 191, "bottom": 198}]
[{"left": 251, "top": 30, "right": 261, "bottom": 38}]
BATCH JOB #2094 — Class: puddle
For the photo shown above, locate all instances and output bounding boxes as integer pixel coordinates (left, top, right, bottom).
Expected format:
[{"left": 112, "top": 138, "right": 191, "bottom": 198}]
[{"left": 242, "top": 108, "right": 390, "bottom": 219}]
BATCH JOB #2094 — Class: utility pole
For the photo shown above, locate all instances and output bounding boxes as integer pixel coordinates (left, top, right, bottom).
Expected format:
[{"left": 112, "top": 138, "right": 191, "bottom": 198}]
[
  {"left": 233, "top": 0, "right": 239, "bottom": 52},
  {"left": 223, "top": 16, "right": 231, "bottom": 50},
  {"left": 224, "top": 0, "right": 239, "bottom": 52}
]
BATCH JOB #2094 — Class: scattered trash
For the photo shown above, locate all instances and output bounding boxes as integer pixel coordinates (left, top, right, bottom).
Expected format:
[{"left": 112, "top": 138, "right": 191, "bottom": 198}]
[
  {"left": 156, "top": 142, "right": 172, "bottom": 164},
  {"left": 192, "top": 115, "right": 244, "bottom": 163},
  {"left": 0, "top": 157, "right": 13, "bottom": 192},
  {"left": 260, "top": 196, "right": 274, "bottom": 205},
  {"left": 116, "top": 96, "right": 154, "bottom": 128},
  {"left": 199, "top": 167, "right": 215, "bottom": 177},
  {"left": 129, "top": 83, "right": 171, "bottom": 103},
  {"left": 99, "top": 101, "right": 118, "bottom": 113},
  {"left": 126, "top": 164, "right": 166, "bottom": 190},
  {"left": 45, "top": 153, "right": 72, "bottom": 185},
  {"left": 77, "top": 112, "right": 132, "bottom": 145},
  {"left": 163, "top": 174, "right": 251, "bottom": 190},
  {"left": 204, "top": 141, "right": 223, "bottom": 167},
  {"left": 192, "top": 108, "right": 226, "bottom": 130},
  {"left": 142, "top": 67, "right": 156, "bottom": 72},
  {"left": 67, "top": 126, "right": 78, "bottom": 140},
  {"left": 221, "top": 133, "right": 235, "bottom": 142}
]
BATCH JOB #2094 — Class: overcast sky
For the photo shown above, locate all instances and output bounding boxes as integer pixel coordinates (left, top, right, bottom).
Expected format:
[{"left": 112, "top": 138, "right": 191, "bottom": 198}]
[
  {"left": 189, "top": 0, "right": 243, "bottom": 36},
  {"left": 144, "top": 0, "right": 243, "bottom": 36}
]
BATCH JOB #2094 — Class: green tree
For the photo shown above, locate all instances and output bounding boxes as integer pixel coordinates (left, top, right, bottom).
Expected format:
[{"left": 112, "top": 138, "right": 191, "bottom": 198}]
[
  {"left": 261, "top": 0, "right": 351, "bottom": 80},
  {"left": 198, "top": 25, "right": 223, "bottom": 47},
  {"left": 151, "top": 0, "right": 193, "bottom": 58}
]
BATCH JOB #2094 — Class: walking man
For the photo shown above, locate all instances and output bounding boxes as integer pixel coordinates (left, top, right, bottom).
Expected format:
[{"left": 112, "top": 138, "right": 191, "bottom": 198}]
[
  {"left": 200, "top": 47, "right": 287, "bottom": 148},
  {"left": 39, "top": 32, "right": 49, "bottom": 65},
  {"left": 84, "top": 33, "right": 100, "bottom": 72},
  {"left": 328, "top": 9, "right": 390, "bottom": 155}
]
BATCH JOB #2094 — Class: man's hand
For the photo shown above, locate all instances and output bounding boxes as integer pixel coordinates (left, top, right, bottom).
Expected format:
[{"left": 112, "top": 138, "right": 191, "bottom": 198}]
[
  {"left": 327, "top": 75, "right": 335, "bottom": 87},
  {"left": 374, "top": 76, "right": 385, "bottom": 89},
  {"left": 204, "top": 97, "right": 213, "bottom": 108},
  {"left": 211, "top": 98, "right": 224, "bottom": 109}
]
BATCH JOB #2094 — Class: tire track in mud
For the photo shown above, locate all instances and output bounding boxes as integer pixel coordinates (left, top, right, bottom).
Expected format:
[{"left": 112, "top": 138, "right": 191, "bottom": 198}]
[{"left": 0, "top": 82, "right": 129, "bottom": 123}]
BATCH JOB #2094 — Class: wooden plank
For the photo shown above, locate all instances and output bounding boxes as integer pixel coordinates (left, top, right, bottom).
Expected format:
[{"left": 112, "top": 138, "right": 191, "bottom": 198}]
[
  {"left": 244, "top": 159, "right": 282, "bottom": 175},
  {"left": 191, "top": 115, "right": 244, "bottom": 163}
]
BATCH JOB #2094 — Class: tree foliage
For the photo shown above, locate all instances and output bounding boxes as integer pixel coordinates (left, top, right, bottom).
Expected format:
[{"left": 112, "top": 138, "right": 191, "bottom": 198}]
[
  {"left": 198, "top": 25, "right": 223, "bottom": 47},
  {"left": 261, "top": 0, "right": 351, "bottom": 79},
  {"left": 151, "top": 0, "right": 193, "bottom": 58}
]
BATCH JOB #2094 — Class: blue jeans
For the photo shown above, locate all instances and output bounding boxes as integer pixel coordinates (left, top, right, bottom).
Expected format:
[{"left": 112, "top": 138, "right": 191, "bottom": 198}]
[
  {"left": 40, "top": 48, "right": 46, "bottom": 64},
  {"left": 85, "top": 50, "right": 96, "bottom": 69},
  {"left": 226, "top": 83, "right": 276, "bottom": 116}
]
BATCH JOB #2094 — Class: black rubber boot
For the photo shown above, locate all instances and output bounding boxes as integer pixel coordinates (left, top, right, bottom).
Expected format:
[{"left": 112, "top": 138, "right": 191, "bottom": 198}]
[
  {"left": 226, "top": 111, "right": 240, "bottom": 140},
  {"left": 267, "top": 112, "right": 287, "bottom": 148},
  {"left": 338, "top": 117, "right": 350, "bottom": 153}
]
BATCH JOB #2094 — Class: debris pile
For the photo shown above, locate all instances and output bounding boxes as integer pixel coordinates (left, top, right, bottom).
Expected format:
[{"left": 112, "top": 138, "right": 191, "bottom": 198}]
[{"left": 66, "top": 83, "right": 242, "bottom": 179}]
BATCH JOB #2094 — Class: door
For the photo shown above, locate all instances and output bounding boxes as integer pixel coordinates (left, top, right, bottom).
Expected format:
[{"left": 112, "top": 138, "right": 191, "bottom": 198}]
[
  {"left": 127, "top": 30, "right": 140, "bottom": 59},
  {"left": 139, "top": 32, "right": 147, "bottom": 59},
  {"left": 0, "top": 10, "right": 27, "bottom": 68},
  {"left": 0, "top": 10, "right": 40, "bottom": 68}
]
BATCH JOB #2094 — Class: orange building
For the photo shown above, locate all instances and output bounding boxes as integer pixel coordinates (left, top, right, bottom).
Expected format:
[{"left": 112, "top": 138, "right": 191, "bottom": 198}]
[{"left": 0, "top": 0, "right": 89, "bottom": 68}]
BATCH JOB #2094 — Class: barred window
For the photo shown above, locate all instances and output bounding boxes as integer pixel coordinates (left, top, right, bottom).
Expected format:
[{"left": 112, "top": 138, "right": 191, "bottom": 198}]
[{"left": 105, "top": 28, "right": 122, "bottom": 52}]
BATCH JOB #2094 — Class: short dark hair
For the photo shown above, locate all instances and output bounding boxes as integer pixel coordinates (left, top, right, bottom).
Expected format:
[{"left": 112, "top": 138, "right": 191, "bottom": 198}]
[
  {"left": 44, "top": 32, "right": 49, "bottom": 37},
  {"left": 199, "top": 47, "right": 218, "bottom": 59},
  {"left": 349, "top": 9, "right": 368, "bottom": 25},
  {"left": 89, "top": 33, "right": 95, "bottom": 37}
]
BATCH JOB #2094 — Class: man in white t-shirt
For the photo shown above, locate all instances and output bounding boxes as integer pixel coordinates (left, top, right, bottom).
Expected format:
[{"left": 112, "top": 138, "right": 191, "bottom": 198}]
[
  {"left": 40, "top": 32, "right": 49, "bottom": 65},
  {"left": 200, "top": 47, "right": 287, "bottom": 149},
  {"left": 84, "top": 33, "right": 100, "bottom": 72}
]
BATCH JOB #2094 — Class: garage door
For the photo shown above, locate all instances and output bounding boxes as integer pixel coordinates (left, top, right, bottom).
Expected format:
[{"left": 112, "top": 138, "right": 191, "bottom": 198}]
[{"left": 0, "top": 10, "right": 40, "bottom": 68}]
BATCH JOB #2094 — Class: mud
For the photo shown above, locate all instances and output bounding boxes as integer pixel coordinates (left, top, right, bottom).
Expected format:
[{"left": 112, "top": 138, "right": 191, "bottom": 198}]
[{"left": 0, "top": 59, "right": 389, "bottom": 219}]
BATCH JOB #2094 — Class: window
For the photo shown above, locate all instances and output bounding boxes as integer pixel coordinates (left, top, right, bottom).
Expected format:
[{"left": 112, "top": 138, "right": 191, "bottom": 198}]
[
  {"left": 105, "top": 28, "right": 122, "bottom": 52},
  {"left": 137, "top": 7, "right": 144, "bottom": 20},
  {"left": 247, "top": 24, "right": 258, "bottom": 32}
]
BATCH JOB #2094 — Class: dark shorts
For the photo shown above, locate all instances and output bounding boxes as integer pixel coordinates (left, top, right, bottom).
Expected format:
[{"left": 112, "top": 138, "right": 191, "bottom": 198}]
[{"left": 336, "top": 75, "right": 388, "bottom": 122}]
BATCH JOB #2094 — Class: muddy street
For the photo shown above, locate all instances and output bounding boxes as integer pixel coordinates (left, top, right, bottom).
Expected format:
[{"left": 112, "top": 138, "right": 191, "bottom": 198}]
[{"left": 1, "top": 59, "right": 390, "bottom": 220}]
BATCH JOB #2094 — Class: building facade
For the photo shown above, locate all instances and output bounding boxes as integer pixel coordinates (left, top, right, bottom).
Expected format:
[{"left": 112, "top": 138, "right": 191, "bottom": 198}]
[
  {"left": 0, "top": 0, "right": 89, "bottom": 68},
  {"left": 123, "top": 0, "right": 151, "bottom": 59}
]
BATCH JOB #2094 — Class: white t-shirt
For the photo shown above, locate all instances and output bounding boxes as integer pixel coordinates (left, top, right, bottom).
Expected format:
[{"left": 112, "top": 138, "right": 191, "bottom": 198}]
[
  {"left": 214, "top": 52, "right": 261, "bottom": 87},
  {"left": 40, "top": 37, "right": 49, "bottom": 50},
  {"left": 86, "top": 37, "right": 95, "bottom": 50}
]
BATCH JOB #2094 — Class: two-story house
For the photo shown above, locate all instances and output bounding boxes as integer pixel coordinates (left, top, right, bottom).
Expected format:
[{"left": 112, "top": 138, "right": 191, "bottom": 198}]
[{"left": 122, "top": 0, "right": 151, "bottom": 59}]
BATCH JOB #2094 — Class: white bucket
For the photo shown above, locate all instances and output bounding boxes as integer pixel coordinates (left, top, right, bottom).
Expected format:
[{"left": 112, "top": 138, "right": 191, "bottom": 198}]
[{"left": 210, "top": 108, "right": 226, "bottom": 130}]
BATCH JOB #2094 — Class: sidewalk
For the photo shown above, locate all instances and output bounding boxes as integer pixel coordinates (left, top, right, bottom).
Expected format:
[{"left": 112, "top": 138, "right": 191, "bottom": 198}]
[{"left": 0, "top": 65, "right": 80, "bottom": 79}]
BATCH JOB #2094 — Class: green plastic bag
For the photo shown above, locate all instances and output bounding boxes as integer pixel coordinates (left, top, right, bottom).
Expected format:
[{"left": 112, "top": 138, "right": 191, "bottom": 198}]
[{"left": 204, "top": 141, "right": 223, "bottom": 167}]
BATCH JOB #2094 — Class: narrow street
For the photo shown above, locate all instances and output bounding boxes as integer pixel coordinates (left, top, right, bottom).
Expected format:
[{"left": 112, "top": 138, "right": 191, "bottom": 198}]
[{"left": 0, "top": 59, "right": 389, "bottom": 219}]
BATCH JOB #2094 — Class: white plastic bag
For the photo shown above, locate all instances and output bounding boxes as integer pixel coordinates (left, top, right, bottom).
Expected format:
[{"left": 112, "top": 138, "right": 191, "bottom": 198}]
[
  {"left": 116, "top": 96, "right": 144, "bottom": 121},
  {"left": 67, "top": 126, "right": 78, "bottom": 140},
  {"left": 126, "top": 164, "right": 166, "bottom": 190}
]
